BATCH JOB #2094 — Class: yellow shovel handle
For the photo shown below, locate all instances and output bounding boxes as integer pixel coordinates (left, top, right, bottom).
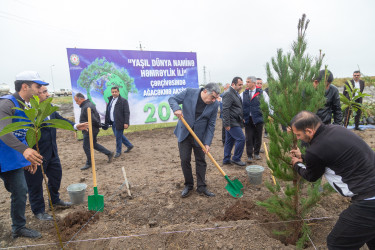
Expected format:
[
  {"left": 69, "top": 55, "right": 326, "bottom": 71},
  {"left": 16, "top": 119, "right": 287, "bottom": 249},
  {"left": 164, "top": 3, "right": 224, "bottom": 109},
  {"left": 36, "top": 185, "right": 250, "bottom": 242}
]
[
  {"left": 179, "top": 116, "right": 226, "bottom": 177},
  {"left": 263, "top": 142, "right": 276, "bottom": 185},
  {"left": 87, "top": 108, "right": 97, "bottom": 187}
]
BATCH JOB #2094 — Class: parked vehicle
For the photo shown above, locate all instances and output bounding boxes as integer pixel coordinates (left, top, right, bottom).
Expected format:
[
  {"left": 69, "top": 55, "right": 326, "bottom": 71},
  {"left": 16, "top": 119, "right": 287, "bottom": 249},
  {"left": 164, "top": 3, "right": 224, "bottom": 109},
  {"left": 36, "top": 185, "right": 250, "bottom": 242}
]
[
  {"left": 55, "top": 89, "right": 72, "bottom": 96},
  {"left": 0, "top": 83, "right": 11, "bottom": 96}
]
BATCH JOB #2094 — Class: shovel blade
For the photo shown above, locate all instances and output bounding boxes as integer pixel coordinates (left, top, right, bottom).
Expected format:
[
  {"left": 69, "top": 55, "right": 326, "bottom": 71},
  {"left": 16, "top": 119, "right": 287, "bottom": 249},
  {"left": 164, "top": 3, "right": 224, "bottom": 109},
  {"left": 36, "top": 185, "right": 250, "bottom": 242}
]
[
  {"left": 225, "top": 177, "right": 243, "bottom": 198},
  {"left": 88, "top": 187, "right": 104, "bottom": 211}
]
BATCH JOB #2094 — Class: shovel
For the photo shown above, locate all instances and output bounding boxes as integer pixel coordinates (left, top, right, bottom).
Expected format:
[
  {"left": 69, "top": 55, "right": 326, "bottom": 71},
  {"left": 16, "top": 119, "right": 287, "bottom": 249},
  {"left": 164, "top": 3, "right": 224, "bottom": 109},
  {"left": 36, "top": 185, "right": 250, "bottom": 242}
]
[
  {"left": 87, "top": 107, "right": 104, "bottom": 212},
  {"left": 179, "top": 116, "right": 243, "bottom": 198}
]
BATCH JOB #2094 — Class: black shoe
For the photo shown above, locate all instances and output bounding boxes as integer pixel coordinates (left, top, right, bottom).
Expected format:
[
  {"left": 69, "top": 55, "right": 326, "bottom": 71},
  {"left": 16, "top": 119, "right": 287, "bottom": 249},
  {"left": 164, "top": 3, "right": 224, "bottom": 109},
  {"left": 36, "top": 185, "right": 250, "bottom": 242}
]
[
  {"left": 181, "top": 186, "right": 193, "bottom": 198},
  {"left": 114, "top": 152, "right": 121, "bottom": 158},
  {"left": 80, "top": 164, "right": 91, "bottom": 170},
  {"left": 254, "top": 154, "right": 262, "bottom": 160},
  {"left": 354, "top": 127, "right": 364, "bottom": 131},
  {"left": 53, "top": 200, "right": 72, "bottom": 207},
  {"left": 247, "top": 157, "right": 253, "bottom": 162},
  {"left": 231, "top": 160, "right": 246, "bottom": 166},
  {"left": 12, "top": 227, "right": 41, "bottom": 239},
  {"left": 35, "top": 212, "right": 53, "bottom": 221},
  {"left": 107, "top": 152, "right": 114, "bottom": 163},
  {"left": 124, "top": 145, "right": 134, "bottom": 153},
  {"left": 223, "top": 161, "right": 232, "bottom": 165},
  {"left": 197, "top": 188, "right": 215, "bottom": 197}
]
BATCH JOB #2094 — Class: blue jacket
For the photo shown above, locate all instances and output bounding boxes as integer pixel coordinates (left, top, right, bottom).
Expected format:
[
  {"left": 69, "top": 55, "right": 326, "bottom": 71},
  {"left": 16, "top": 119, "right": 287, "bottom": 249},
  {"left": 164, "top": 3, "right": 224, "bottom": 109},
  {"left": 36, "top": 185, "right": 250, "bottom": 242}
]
[
  {"left": 242, "top": 88, "right": 264, "bottom": 125},
  {"left": 168, "top": 88, "right": 219, "bottom": 146},
  {"left": 0, "top": 95, "right": 31, "bottom": 172}
]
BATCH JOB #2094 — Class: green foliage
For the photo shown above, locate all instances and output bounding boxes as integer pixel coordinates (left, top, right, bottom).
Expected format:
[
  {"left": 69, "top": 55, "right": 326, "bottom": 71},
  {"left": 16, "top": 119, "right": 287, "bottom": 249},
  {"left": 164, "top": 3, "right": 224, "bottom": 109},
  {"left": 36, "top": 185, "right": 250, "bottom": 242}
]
[
  {"left": 0, "top": 96, "right": 74, "bottom": 148},
  {"left": 340, "top": 83, "right": 371, "bottom": 127},
  {"left": 259, "top": 14, "right": 330, "bottom": 246},
  {"left": 77, "top": 57, "right": 137, "bottom": 104}
]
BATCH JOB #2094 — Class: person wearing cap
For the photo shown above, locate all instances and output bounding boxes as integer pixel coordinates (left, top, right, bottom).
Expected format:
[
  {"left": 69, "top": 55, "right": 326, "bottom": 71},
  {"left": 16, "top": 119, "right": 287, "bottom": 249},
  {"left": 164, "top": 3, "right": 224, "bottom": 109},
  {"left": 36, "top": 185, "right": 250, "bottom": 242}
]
[
  {"left": 74, "top": 93, "right": 114, "bottom": 170},
  {"left": 0, "top": 70, "right": 47, "bottom": 238},
  {"left": 290, "top": 111, "right": 375, "bottom": 249},
  {"left": 315, "top": 69, "right": 342, "bottom": 125},
  {"left": 24, "top": 86, "right": 88, "bottom": 221}
]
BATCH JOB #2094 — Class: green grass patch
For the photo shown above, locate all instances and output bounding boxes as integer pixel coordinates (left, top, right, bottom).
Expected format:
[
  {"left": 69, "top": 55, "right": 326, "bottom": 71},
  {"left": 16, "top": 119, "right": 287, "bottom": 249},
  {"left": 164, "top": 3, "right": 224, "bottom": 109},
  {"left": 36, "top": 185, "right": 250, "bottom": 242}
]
[
  {"left": 76, "top": 122, "right": 177, "bottom": 139},
  {"left": 52, "top": 96, "right": 74, "bottom": 105}
]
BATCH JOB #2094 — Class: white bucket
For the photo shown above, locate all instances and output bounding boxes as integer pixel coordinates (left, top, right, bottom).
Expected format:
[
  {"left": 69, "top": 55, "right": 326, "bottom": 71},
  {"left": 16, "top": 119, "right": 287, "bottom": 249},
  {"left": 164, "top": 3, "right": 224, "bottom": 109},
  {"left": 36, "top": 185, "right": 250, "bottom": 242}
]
[
  {"left": 67, "top": 183, "right": 87, "bottom": 204},
  {"left": 245, "top": 165, "right": 265, "bottom": 185}
]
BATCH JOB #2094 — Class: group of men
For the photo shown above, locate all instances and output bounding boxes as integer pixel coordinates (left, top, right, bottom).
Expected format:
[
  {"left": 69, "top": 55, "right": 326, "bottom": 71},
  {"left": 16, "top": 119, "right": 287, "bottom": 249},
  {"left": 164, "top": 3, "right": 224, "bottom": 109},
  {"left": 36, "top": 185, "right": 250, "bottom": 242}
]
[
  {"left": 73, "top": 86, "right": 134, "bottom": 170},
  {"left": 221, "top": 76, "right": 270, "bottom": 166},
  {"left": 0, "top": 72, "right": 134, "bottom": 239}
]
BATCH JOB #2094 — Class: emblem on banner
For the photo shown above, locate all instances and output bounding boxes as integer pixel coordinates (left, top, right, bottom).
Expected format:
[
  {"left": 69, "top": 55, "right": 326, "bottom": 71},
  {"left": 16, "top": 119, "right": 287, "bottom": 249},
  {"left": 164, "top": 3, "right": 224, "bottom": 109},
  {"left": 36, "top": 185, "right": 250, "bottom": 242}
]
[{"left": 70, "top": 54, "right": 80, "bottom": 66}]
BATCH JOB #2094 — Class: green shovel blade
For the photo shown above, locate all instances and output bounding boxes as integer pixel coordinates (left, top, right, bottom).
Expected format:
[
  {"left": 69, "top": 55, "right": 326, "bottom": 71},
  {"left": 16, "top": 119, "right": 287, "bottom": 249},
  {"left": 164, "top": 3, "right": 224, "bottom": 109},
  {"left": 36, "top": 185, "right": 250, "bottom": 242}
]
[
  {"left": 225, "top": 175, "right": 244, "bottom": 198},
  {"left": 88, "top": 187, "right": 104, "bottom": 212}
]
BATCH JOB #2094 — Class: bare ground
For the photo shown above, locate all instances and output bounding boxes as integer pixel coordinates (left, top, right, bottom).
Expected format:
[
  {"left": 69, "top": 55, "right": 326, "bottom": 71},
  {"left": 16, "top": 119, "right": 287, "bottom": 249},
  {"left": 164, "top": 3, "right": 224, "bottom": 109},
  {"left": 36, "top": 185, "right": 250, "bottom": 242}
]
[{"left": 0, "top": 118, "right": 373, "bottom": 249}]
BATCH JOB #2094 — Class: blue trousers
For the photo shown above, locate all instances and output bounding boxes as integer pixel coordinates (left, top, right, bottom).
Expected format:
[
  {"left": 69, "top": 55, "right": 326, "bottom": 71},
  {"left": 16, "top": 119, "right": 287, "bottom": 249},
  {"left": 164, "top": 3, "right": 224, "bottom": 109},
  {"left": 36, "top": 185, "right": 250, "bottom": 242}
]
[
  {"left": 0, "top": 168, "right": 27, "bottom": 232},
  {"left": 112, "top": 121, "right": 133, "bottom": 154},
  {"left": 24, "top": 155, "right": 62, "bottom": 215},
  {"left": 223, "top": 126, "right": 245, "bottom": 163}
]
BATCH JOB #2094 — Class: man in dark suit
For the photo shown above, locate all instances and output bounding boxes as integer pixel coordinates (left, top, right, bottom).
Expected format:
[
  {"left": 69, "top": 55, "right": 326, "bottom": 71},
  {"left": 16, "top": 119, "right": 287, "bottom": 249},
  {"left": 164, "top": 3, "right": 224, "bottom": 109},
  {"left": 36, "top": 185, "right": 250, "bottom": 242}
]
[
  {"left": 222, "top": 77, "right": 246, "bottom": 166},
  {"left": 169, "top": 83, "right": 220, "bottom": 198},
  {"left": 343, "top": 70, "right": 365, "bottom": 130},
  {"left": 24, "top": 86, "right": 88, "bottom": 220},
  {"left": 105, "top": 86, "right": 133, "bottom": 158},
  {"left": 74, "top": 93, "right": 114, "bottom": 170}
]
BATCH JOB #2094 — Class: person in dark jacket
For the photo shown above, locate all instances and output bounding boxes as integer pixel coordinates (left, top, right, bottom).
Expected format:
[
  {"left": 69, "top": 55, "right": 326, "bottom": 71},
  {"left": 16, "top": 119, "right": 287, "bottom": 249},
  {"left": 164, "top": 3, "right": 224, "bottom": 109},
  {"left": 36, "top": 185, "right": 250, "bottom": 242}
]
[
  {"left": 222, "top": 77, "right": 246, "bottom": 166},
  {"left": 24, "top": 86, "right": 88, "bottom": 221},
  {"left": 105, "top": 86, "right": 133, "bottom": 158},
  {"left": 240, "top": 76, "right": 269, "bottom": 162},
  {"left": 290, "top": 111, "right": 375, "bottom": 249},
  {"left": 74, "top": 93, "right": 114, "bottom": 170},
  {"left": 315, "top": 69, "right": 342, "bottom": 125},
  {"left": 169, "top": 83, "right": 220, "bottom": 198},
  {"left": 343, "top": 70, "right": 365, "bottom": 130}
]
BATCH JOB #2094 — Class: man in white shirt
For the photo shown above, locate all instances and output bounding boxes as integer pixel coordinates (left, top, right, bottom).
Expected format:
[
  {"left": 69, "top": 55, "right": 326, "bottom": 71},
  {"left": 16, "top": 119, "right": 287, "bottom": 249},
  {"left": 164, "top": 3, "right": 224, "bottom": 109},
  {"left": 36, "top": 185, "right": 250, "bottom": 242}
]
[{"left": 343, "top": 71, "right": 365, "bottom": 130}]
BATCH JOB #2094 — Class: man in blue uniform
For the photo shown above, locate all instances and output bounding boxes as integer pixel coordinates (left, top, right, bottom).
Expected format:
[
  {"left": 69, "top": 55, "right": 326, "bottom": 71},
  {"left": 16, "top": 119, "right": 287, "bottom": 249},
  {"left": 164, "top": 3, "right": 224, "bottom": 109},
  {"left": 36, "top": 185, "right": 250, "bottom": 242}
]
[{"left": 0, "top": 71, "right": 47, "bottom": 238}]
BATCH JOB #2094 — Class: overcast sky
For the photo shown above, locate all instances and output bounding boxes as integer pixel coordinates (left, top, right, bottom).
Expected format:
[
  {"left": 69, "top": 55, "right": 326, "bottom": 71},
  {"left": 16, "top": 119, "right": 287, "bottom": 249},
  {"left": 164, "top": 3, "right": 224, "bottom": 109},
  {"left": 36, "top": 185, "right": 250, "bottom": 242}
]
[{"left": 1, "top": 0, "right": 374, "bottom": 92}]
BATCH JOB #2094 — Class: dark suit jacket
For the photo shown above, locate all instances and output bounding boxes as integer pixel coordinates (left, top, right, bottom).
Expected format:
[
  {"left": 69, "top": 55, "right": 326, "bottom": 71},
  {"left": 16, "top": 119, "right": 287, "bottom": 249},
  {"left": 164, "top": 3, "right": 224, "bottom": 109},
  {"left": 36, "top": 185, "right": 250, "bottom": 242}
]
[
  {"left": 79, "top": 100, "right": 101, "bottom": 134},
  {"left": 105, "top": 95, "right": 130, "bottom": 131},
  {"left": 343, "top": 79, "right": 365, "bottom": 103},
  {"left": 36, "top": 111, "right": 74, "bottom": 161},
  {"left": 168, "top": 88, "right": 219, "bottom": 146},
  {"left": 222, "top": 87, "right": 243, "bottom": 128}
]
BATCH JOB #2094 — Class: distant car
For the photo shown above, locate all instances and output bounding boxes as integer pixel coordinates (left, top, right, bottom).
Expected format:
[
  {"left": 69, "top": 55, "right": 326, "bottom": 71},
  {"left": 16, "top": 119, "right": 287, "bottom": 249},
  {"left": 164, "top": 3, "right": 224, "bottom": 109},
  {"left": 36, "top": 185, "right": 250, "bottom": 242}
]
[{"left": 55, "top": 89, "right": 72, "bottom": 97}]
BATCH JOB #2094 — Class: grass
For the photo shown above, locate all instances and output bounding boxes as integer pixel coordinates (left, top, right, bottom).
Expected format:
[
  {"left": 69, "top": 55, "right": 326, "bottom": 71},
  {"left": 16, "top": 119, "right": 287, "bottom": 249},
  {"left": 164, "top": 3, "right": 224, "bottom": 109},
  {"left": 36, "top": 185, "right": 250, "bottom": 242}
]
[{"left": 52, "top": 96, "right": 74, "bottom": 105}]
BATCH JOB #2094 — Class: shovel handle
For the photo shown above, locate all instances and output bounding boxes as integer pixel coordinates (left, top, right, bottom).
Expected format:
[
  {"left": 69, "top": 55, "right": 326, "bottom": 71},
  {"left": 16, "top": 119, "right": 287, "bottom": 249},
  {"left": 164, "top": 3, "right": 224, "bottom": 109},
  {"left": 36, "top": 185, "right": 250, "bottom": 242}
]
[
  {"left": 87, "top": 108, "right": 97, "bottom": 187},
  {"left": 263, "top": 142, "right": 276, "bottom": 185},
  {"left": 179, "top": 116, "right": 226, "bottom": 177}
]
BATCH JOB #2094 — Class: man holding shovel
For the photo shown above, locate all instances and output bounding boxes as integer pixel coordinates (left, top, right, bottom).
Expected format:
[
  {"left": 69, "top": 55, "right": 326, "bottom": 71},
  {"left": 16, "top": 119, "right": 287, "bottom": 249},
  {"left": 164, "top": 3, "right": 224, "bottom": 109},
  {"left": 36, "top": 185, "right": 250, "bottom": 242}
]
[
  {"left": 290, "top": 111, "right": 375, "bottom": 249},
  {"left": 0, "top": 71, "right": 46, "bottom": 238},
  {"left": 169, "top": 83, "right": 220, "bottom": 198}
]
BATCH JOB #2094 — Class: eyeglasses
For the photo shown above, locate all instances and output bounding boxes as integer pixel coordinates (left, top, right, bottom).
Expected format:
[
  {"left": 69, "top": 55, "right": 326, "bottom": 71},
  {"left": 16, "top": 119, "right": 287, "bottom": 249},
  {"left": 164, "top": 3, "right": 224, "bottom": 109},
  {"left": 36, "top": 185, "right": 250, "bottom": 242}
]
[{"left": 354, "top": 75, "right": 360, "bottom": 77}]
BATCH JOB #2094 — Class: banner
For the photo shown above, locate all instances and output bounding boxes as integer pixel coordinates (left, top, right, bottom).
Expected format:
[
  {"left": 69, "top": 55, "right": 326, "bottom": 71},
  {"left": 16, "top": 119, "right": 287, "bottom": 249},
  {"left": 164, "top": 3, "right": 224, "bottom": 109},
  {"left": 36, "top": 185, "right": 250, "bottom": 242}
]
[{"left": 66, "top": 48, "right": 198, "bottom": 125}]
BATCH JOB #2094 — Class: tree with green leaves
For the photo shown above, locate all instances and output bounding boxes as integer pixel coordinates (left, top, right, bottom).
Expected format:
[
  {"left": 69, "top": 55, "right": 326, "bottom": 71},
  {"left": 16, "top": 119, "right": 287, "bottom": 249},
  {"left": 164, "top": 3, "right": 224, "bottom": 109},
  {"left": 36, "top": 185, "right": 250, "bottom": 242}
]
[
  {"left": 258, "top": 14, "right": 333, "bottom": 247},
  {"left": 0, "top": 95, "right": 75, "bottom": 248},
  {"left": 77, "top": 57, "right": 138, "bottom": 104}
]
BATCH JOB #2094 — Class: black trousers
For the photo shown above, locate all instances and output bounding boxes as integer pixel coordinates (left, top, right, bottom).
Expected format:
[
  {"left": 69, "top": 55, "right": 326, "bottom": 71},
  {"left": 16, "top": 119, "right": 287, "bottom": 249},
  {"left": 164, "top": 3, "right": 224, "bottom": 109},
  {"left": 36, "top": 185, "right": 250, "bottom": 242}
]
[
  {"left": 344, "top": 102, "right": 362, "bottom": 128},
  {"left": 327, "top": 199, "right": 375, "bottom": 249},
  {"left": 83, "top": 131, "right": 111, "bottom": 165},
  {"left": 245, "top": 117, "right": 263, "bottom": 157},
  {"left": 178, "top": 134, "right": 207, "bottom": 190},
  {"left": 222, "top": 125, "right": 226, "bottom": 145},
  {"left": 24, "top": 154, "right": 62, "bottom": 214}
]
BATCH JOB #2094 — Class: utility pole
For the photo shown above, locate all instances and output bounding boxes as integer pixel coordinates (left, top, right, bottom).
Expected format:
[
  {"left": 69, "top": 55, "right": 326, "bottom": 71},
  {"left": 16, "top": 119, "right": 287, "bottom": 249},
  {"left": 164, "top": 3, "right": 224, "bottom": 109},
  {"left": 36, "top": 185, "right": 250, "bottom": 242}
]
[
  {"left": 138, "top": 41, "right": 145, "bottom": 51},
  {"left": 50, "top": 64, "right": 56, "bottom": 93},
  {"left": 203, "top": 66, "right": 207, "bottom": 85}
]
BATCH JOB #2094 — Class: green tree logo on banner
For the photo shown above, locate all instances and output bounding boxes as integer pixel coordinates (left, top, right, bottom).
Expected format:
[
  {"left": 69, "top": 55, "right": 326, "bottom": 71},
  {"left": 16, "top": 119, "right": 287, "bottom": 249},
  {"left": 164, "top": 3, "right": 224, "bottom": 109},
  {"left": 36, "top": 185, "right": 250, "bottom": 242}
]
[{"left": 77, "top": 57, "right": 138, "bottom": 104}]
